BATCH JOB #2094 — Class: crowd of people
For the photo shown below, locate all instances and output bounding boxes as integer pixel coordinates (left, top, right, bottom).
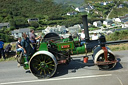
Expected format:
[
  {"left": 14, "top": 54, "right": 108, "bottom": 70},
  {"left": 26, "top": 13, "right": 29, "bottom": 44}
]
[
  {"left": 0, "top": 29, "right": 41, "bottom": 63},
  {"left": 15, "top": 29, "right": 41, "bottom": 64}
]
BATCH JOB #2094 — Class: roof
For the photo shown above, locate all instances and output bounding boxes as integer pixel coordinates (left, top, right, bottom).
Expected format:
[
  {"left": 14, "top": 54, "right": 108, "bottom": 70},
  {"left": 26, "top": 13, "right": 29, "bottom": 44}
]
[
  {"left": 0, "top": 22, "right": 9, "bottom": 27},
  {"left": 11, "top": 28, "right": 30, "bottom": 33},
  {"left": 94, "top": 21, "right": 102, "bottom": 23}
]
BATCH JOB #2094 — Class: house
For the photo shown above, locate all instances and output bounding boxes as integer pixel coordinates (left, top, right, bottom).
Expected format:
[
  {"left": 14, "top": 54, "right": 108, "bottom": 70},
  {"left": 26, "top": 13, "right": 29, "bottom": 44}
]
[
  {"left": 118, "top": 4, "right": 124, "bottom": 8},
  {"left": 114, "top": 18, "right": 121, "bottom": 22},
  {"left": 27, "top": 18, "right": 39, "bottom": 23},
  {"left": 103, "top": 19, "right": 113, "bottom": 26},
  {"left": 122, "top": 22, "right": 128, "bottom": 28},
  {"left": 93, "top": 21, "right": 102, "bottom": 27},
  {"left": 75, "top": 6, "right": 85, "bottom": 12},
  {"left": 100, "top": 1, "right": 112, "bottom": 5},
  {"left": 0, "top": 22, "right": 10, "bottom": 29},
  {"left": 67, "top": 24, "right": 82, "bottom": 33},
  {"left": 115, "top": 14, "right": 128, "bottom": 23},
  {"left": 11, "top": 28, "right": 30, "bottom": 39},
  {"left": 67, "top": 12, "right": 77, "bottom": 16},
  {"left": 44, "top": 25, "right": 66, "bottom": 34},
  {"left": 120, "top": 14, "right": 128, "bottom": 23},
  {"left": 100, "top": 2, "right": 108, "bottom": 5},
  {"left": 86, "top": 3, "right": 94, "bottom": 10}
]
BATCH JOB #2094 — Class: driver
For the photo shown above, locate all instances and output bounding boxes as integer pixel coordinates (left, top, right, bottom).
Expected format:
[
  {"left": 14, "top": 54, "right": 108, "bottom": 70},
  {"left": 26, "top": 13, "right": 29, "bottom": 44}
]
[{"left": 29, "top": 29, "right": 41, "bottom": 52}]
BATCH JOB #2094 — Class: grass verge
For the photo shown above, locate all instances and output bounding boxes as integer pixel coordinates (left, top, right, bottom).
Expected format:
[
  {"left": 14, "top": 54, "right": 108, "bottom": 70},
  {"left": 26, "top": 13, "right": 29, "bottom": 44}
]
[{"left": 107, "top": 43, "right": 128, "bottom": 51}]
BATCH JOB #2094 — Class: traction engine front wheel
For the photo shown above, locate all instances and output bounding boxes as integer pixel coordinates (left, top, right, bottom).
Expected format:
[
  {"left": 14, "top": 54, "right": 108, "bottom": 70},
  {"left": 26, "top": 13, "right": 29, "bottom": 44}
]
[{"left": 29, "top": 51, "right": 57, "bottom": 78}]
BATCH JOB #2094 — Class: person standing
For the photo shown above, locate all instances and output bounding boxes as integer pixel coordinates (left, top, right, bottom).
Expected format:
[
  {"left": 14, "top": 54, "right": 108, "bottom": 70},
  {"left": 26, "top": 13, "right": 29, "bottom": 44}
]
[
  {"left": 29, "top": 29, "right": 41, "bottom": 52},
  {"left": 21, "top": 33, "right": 34, "bottom": 63},
  {"left": 0, "top": 39, "right": 5, "bottom": 60}
]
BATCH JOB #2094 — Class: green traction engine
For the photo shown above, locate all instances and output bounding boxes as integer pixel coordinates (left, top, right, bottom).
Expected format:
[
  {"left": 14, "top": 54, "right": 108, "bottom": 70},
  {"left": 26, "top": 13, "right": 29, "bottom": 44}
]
[{"left": 16, "top": 15, "right": 128, "bottom": 78}]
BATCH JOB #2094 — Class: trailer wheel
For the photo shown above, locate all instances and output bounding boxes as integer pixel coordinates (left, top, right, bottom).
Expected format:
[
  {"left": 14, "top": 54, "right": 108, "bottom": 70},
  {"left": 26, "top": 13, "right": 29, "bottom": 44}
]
[{"left": 29, "top": 51, "right": 57, "bottom": 78}]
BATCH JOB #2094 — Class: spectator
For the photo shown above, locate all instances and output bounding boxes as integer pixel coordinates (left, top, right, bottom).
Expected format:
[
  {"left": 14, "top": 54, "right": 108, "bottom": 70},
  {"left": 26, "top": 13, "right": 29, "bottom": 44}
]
[
  {"left": 29, "top": 29, "right": 41, "bottom": 52},
  {"left": 80, "top": 29, "right": 86, "bottom": 45},
  {"left": 0, "top": 39, "right": 5, "bottom": 60},
  {"left": 16, "top": 37, "right": 24, "bottom": 54},
  {"left": 5, "top": 43, "right": 12, "bottom": 53},
  {"left": 5, "top": 43, "right": 12, "bottom": 57},
  {"left": 91, "top": 32, "right": 99, "bottom": 40},
  {"left": 21, "top": 33, "right": 34, "bottom": 64}
]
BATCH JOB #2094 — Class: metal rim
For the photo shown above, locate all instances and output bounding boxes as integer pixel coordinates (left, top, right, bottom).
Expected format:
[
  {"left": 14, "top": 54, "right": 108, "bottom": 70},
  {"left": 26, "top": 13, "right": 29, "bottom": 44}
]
[{"left": 29, "top": 51, "right": 57, "bottom": 78}]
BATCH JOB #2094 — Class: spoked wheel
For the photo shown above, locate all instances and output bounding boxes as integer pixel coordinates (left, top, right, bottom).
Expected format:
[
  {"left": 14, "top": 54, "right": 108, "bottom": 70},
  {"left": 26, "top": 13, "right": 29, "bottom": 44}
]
[
  {"left": 29, "top": 51, "right": 57, "bottom": 78},
  {"left": 97, "top": 52, "right": 116, "bottom": 70}
]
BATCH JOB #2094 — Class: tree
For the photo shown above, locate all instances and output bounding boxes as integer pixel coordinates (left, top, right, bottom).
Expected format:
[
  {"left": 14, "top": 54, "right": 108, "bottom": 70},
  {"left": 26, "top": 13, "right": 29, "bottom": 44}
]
[
  {"left": 9, "top": 20, "right": 16, "bottom": 30},
  {"left": 29, "top": 22, "right": 39, "bottom": 28}
]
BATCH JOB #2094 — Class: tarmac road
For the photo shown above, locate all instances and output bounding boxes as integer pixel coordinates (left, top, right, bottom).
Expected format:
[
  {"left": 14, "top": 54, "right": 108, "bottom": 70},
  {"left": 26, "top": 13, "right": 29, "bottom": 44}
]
[{"left": 0, "top": 50, "right": 128, "bottom": 85}]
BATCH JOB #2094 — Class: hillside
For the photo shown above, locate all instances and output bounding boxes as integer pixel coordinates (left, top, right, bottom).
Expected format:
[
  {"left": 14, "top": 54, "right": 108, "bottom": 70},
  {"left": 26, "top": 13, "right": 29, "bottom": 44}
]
[
  {"left": 53, "top": 0, "right": 85, "bottom": 7},
  {"left": 0, "top": 0, "right": 71, "bottom": 28}
]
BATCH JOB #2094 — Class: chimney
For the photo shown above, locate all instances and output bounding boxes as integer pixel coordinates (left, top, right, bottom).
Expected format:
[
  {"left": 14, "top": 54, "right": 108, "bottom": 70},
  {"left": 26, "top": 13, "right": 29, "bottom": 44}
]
[{"left": 82, "top": 15, "right": 90, "bottom": 42}]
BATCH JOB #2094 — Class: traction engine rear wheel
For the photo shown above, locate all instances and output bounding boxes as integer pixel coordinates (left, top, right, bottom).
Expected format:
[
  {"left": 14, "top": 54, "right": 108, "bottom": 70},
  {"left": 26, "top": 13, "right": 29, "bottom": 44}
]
[{"left": 29, "top": 51, "right": 57, "bottom": 78}]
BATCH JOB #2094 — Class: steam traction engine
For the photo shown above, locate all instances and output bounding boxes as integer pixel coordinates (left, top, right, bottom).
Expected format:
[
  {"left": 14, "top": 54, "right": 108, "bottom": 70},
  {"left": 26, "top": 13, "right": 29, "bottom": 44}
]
[{"left": 17, "top": 15, "right": 128, "bottom": 78}]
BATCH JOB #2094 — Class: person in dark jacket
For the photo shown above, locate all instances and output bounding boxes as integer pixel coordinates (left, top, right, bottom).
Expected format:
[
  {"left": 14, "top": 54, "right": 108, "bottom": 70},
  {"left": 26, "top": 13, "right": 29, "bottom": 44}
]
[
  {"left": 4, "top": 43, "right": 12, "bottom": 57},
  {"left": 21, "top": 33, "right": 34, "bottom": 63},
  {"left": 5, "top": 43, "right": 12, "bottom": 53}
]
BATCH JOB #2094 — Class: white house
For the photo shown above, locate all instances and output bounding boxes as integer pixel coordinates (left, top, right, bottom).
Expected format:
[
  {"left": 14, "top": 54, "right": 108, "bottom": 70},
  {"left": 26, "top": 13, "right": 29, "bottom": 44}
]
[
  {"left": 118, "top": 4, "right": 124, "bottom": 8},
  {"left": 67, "top": 12, "right": 77, "bottom": 16},
  {"left": 11, "top": 28, "right": 30, "bottom": 39},
  {"left": 103, "top": 19, "right": 113, "bottom": 26},
  {"left": 67, "top": 24, "right": 81, "bottom": 33},
  {"left": 114, "top": 18, "right": 121, "bottom": 22},
  {"left": 114, "top": 14, "right": 128, "bottom": 23},
  {"left": 75, "top": 6, "right": 85, "bottom": 12},
  {"left": 27, "top": 18, "right": 39, "bottom": 23},
  {"left": 44, "top": 25, "right": 66, "bottom": 34},
  {"left": 122, "top": 22, "right": 128, "bottom": 28},
  {"left": 100, "top": 2, "right": 108, "bottom": 5},
  {"left": 93, "top": 21, "right": 102, "bottom": 27},
  {"left": 100, "top": 1, "right": 112, "bottom": 5}
]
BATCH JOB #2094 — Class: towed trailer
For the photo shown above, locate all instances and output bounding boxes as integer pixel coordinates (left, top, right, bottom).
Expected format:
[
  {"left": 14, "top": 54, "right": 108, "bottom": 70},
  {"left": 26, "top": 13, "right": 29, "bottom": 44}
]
[{"left": 16, "top": 15, "right": 128, "bottom": 78}]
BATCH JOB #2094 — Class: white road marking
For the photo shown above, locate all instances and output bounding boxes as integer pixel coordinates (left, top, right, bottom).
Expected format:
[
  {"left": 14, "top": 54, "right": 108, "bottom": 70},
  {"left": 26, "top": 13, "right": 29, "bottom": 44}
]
[
  {"left": 116, "top": 77, "right": 124, "bottom": 85},
  {"left": 1, "top": 74, "right": 112, "bottom": 85}
]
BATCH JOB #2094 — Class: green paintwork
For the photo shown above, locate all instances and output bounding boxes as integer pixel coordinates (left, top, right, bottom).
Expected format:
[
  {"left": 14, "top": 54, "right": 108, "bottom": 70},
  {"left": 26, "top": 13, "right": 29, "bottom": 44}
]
[
  {"left": 72, "top": 45, "right": 86, "bottom": 55},
  {"left": 23, "top": 56, "right": 31, "bottom": 70},
  {"left": 39, "top": 42, "right": 48, "bottom": 51},
  {"left": 56, "top": 41, "right": 75, "bottom": 51},
  {"left": 62, "top": 38, "right": 69, "bottom": 42},
  {"left": 73, "top": 37, "right": 79, "bottom": 42}
]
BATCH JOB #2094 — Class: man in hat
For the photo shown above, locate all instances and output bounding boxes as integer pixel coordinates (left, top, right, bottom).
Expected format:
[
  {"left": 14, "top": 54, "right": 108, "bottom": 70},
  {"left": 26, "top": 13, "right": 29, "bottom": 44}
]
[
  {"left": 0, "top": 39, "right": 5, "bottom": 60},
  {"left": 80, "top": 29, "right": 86, "bottom": 45}
]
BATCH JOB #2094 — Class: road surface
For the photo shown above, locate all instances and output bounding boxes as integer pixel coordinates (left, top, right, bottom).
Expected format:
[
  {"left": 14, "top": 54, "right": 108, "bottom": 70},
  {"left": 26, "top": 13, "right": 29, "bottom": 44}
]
[{"left": 0, "top": 50, "right": 128, "bottom": 85}]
